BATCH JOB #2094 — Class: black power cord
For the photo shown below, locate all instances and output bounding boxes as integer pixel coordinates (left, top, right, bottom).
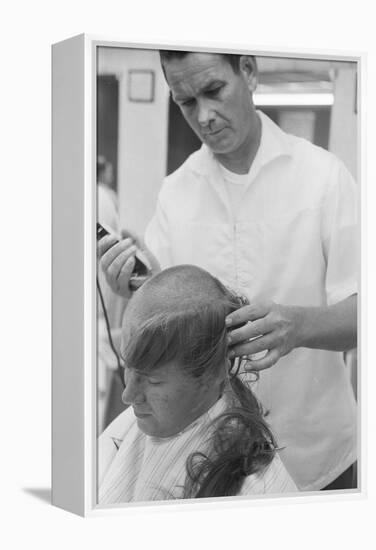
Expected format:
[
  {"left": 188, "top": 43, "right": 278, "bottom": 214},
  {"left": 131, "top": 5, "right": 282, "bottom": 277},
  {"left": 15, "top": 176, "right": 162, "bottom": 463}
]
[{"left": 96, "top": 277, "right": 125, "bottom": 388}]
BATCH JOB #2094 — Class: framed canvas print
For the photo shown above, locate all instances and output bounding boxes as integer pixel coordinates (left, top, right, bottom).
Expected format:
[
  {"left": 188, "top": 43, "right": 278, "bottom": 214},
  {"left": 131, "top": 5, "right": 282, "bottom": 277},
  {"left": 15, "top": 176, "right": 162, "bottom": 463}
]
[{"left": 52, "top": 34, "right": 363, "bottom": 517}]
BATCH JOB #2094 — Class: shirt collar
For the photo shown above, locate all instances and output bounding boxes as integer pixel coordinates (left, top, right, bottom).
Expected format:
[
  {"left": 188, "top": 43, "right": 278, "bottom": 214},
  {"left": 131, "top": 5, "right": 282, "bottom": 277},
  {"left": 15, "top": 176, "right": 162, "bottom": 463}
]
[{"left": 256, "top": 110, "right": 293, "bottom": 167}]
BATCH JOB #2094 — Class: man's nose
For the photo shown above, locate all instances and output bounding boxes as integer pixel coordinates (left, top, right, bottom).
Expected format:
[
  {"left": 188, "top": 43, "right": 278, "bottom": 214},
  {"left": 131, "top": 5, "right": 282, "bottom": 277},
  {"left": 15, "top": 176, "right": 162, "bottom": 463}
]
[
  {"left": 121, "top": 370, "right": 144, "bottom": 406},
  {"left": 197, "top": 99, "right": 215, "bottom": 128}
]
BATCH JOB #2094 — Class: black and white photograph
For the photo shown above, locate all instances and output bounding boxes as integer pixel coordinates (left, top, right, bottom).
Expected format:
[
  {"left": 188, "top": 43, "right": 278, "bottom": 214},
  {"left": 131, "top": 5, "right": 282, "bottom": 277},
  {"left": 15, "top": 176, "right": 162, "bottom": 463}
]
[
  {"left": 6, "top": 0, "right": 376, "bottom": 547},
  {"left": 95, "top": 45, "right": 359, "bottom": 506}
]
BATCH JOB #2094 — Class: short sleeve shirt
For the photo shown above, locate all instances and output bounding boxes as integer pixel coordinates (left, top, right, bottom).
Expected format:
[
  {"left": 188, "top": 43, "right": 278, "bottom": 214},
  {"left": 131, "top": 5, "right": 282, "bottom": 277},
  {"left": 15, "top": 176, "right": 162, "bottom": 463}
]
[{"left": 145, "top": 112, "right": 358, "bottom": 491}]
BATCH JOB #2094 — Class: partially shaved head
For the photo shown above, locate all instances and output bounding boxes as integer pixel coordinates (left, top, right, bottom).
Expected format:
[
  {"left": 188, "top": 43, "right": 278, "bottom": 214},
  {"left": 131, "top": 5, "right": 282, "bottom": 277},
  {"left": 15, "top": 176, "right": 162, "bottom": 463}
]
[
  {"left": 119, "top": 266, "right": 244, "bottom": 437},
  {"left": 124, "top": 264, "right": 229, "bottom": 324},
  {"left": 121, "top": 265, "right": 243, "bottom": 381}
]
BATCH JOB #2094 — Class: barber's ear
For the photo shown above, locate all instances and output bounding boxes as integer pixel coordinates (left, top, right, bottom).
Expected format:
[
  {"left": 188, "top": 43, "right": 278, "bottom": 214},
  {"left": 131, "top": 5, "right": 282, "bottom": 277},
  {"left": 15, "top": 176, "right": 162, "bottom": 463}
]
[{"left": 239, "top": 55, "right": 258, "bottom": 93}]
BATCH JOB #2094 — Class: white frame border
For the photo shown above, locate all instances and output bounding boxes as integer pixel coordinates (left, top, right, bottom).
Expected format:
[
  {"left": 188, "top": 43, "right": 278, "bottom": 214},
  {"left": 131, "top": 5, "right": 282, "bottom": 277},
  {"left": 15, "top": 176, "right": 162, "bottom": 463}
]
[{"left": 52, "top": 33, "right": 366, "bottom": 517}]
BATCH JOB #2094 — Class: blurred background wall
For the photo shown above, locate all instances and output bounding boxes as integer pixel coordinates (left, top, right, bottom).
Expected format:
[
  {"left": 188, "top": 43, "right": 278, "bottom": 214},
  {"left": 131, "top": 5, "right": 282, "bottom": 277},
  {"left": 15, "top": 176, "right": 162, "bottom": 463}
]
[{"left": 97, "top": 48, "right": 169, "bottom": 236}]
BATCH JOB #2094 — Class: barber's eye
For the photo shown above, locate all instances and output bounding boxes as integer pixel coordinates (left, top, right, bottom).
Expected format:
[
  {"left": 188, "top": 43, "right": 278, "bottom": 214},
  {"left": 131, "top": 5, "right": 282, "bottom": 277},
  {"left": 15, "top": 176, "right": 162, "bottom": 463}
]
[
  {"left": 207, "top": 87, "right": 222, "bottom": 97},
  {"left": 181, "top": 98, "right": 195, "bottom": 107}
]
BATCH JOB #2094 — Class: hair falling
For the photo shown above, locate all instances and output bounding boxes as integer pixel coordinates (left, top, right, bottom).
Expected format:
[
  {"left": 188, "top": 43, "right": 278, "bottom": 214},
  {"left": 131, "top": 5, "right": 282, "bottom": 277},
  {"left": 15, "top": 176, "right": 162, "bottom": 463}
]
[{"left": 183, "top": 375, "right": 276, "bottom": 498}]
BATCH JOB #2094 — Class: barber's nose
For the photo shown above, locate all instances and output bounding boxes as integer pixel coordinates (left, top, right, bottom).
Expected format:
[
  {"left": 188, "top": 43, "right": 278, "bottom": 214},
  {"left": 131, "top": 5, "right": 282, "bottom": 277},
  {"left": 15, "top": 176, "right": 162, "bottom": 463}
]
[
  {"left": 121, "top": 369, "right": 144, "bottom": 406},
  {"left": 197, "top": 100, "right": 214, "bottom": 128}
]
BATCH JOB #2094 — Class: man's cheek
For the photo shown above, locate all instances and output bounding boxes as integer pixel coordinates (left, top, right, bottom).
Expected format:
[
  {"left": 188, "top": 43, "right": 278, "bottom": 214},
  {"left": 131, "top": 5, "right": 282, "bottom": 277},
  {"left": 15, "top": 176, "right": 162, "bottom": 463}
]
[{"left": 149, "top": 390, "right": 172, "bottom": 411}]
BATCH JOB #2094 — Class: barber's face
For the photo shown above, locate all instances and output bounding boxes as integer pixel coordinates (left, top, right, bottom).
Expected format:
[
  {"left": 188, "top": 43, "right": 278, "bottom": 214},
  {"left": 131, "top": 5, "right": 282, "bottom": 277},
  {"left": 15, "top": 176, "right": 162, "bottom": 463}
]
[
  {"left": 164, "top": 53, "right": 257, "bottom": 157},
  {"left": 121, "top": 362, "right": 213, "bottom": 438}
]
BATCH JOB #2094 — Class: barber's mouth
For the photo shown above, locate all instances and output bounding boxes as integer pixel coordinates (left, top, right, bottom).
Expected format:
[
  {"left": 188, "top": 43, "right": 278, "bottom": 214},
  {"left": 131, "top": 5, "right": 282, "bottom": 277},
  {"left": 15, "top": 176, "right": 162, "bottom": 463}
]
[
  {"left": 204, "top": 128, "right": 225, "bottom": 137},
  {"left": 134, "top": 410, "right": 152, "bottom": 418}
]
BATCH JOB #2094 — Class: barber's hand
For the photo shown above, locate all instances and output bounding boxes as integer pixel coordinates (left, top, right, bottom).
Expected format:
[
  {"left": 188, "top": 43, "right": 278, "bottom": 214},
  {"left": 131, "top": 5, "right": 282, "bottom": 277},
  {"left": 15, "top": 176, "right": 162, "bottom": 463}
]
[
  {"left": 120, "top": 228, "right": 161, "bottom": 276},
  {"left": 226, "top": 301, "right": 302, "bottom": 371},
  {"left": 98, "top": 229, "right": 161, "bottom": 299}
]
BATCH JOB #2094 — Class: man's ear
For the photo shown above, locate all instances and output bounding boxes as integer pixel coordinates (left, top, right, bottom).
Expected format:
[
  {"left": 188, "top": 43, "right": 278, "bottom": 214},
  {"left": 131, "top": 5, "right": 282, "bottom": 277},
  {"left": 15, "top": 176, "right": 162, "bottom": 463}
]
[{"left": 239, "top": 55, "right": 258, "bottom": 93}]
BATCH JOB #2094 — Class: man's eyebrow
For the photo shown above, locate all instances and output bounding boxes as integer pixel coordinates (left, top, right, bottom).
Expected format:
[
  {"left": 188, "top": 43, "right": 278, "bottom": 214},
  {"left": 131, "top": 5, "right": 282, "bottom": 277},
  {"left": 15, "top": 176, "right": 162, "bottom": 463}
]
[
  {"left": 201, "top": 79, "right": 225, "bottom": 91},
  {"left": 173, "top": 79, "right": 225, "bottom": 103},
  {"left": 173, "top": 94, "right": 189, "bottom": 103},
  {"left": 124, "top": 365, "right": 143, "bottom": 375},
  {"left": 132, "top": 368, "right": 148, "bottom": 376},
  {"left": 129, "top": 367, "right": 163, "bottom": 378},
  {"left": 123, "top": 368, "right": 148, "bottom": 385}
]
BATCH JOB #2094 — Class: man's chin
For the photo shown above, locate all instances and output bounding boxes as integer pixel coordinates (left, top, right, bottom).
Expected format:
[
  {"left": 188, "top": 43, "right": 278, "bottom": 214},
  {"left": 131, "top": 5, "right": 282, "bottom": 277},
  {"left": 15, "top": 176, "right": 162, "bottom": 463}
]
[
  {"left": 203, "top": 136, "right": 234, "bottom": 155},
  {"left": 136, "top": 416, "right": 154, "bottom": 434},
  {"left": 136, "top": 417, "right": 186, "bottom": 438},
  {"left": 136, "top": 417, "right": 167, "bottom": 438}
]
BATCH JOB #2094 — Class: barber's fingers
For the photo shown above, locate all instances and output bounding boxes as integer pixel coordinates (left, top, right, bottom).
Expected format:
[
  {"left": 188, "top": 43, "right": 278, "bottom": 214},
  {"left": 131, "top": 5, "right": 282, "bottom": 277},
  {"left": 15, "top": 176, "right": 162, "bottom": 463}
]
[
  {"left": 121, "top": 228, "right": 161, "bottom": 275},
  {"left": 107, "top": 249, "right": 136, "bottom": 283},
  {"left": 226, "top": 301, "right": 272, "bottom": 328},
  {"left": 97, "top": 234, "right": 119, "bottom": 258},
  {"left": 99, "top": 238, "right": 135, "bottom": 271},
  {"left": 227, "top": 318, "right": 269, "bottom": 346},
  {"left": 120, "top": 228, "right": 143, "bottom": 249},
  {"left": 228, "top": 333, "right": 275, "bottom": 358},
  {"left": 242, "top": 348, "right": 281, "bottom": 372}
]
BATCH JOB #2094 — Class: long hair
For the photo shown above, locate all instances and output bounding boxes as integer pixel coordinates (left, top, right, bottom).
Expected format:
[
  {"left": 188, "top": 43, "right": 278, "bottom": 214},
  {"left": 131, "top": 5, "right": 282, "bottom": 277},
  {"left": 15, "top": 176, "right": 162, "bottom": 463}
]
[
  {"left": 121, "top": 266, "right": 276, "bottom": 498},
  {"left": 183, "top": 375, "right": 276, "bottom": 498}
]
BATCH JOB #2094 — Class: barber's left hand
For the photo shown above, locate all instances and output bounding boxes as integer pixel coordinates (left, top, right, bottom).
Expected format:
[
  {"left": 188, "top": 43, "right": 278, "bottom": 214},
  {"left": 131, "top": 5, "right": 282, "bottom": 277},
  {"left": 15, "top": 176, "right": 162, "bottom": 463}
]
[{"left": 226, "top": 301, "right": 302, "bottom": 371}]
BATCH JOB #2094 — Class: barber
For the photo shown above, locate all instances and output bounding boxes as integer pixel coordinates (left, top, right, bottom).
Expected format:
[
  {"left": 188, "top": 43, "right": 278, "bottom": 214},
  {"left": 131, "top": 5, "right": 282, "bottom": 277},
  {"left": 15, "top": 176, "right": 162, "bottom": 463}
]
[{"left": 98, "top": 51, "right": 357, "bottom": 492}]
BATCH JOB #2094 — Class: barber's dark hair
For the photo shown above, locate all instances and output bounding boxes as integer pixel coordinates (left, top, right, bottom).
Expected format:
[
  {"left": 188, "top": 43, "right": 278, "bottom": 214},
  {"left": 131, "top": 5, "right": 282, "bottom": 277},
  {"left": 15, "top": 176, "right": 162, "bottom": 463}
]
[
  {"left": 159, "top": 50, "right": 242, "bottom": 75},
  {"left": 121, "top": 265, "right": 276, "bottom": 498}
]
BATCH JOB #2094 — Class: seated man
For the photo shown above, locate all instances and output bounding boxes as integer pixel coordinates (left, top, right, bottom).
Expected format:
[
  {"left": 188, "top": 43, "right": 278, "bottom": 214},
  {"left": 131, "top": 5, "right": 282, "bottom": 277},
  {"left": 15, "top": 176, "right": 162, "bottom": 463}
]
[{"left": 98, "top": 265, "right": 297, "bottom": 503}]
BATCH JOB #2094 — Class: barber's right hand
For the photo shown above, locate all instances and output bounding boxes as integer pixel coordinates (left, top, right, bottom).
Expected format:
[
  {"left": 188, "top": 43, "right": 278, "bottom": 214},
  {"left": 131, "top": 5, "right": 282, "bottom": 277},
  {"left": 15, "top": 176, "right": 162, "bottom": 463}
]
[{"left": 98, "top": 235, "right": 138, "bottom": 300}]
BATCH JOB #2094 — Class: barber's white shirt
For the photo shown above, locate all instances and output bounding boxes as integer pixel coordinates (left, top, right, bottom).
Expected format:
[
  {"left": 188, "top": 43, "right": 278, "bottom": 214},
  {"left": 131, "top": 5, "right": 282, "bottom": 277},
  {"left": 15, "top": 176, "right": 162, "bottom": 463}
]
[
  {"left": 98, "top": 396, "right": 297, "bottom": 504},
  {"left": 145, "top": 111, "right": 358, "bottom": 491}
]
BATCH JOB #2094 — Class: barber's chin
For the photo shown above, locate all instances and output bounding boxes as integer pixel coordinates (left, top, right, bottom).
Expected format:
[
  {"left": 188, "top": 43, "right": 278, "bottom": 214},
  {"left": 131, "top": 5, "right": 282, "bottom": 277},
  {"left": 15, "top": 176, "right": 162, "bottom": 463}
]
[{"left": 204, "top": 136, "right": 234, "bottom": 155}]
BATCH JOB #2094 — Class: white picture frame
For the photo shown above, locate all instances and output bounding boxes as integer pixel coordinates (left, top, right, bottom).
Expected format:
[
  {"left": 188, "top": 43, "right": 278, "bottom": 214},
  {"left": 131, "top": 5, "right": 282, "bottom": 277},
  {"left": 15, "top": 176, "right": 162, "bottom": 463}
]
[{"left": 52, "top": 33, "right": 364, "bottom": 517}]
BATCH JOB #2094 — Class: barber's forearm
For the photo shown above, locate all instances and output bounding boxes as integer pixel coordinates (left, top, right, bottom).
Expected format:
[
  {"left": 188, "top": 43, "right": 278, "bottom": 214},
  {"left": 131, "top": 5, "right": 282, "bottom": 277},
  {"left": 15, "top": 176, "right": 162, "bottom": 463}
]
[{"left": 295, "top": 294, "right": 357, "bottom": 352}]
